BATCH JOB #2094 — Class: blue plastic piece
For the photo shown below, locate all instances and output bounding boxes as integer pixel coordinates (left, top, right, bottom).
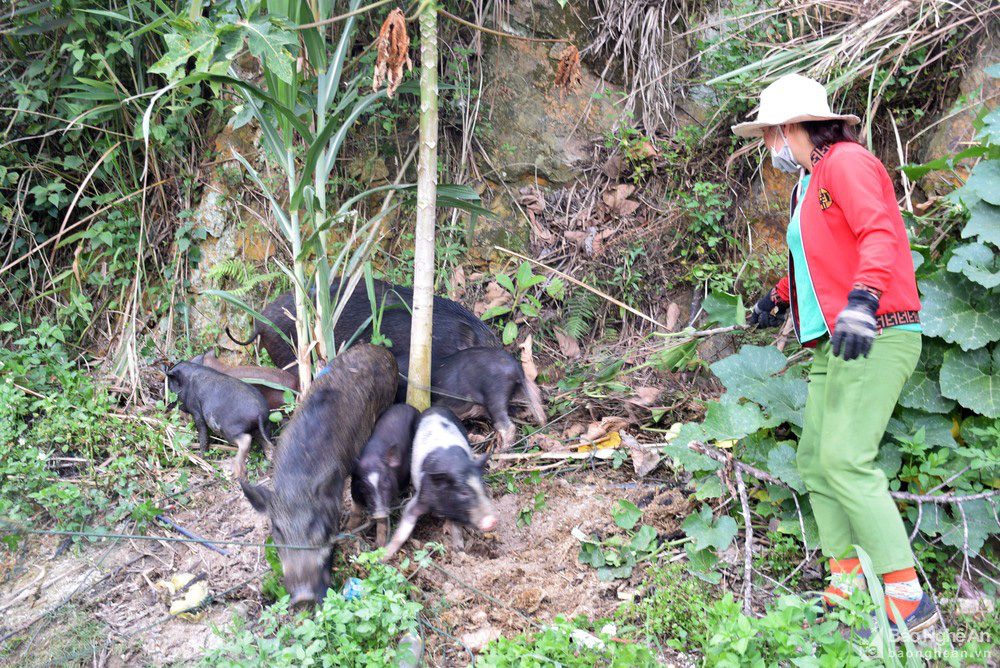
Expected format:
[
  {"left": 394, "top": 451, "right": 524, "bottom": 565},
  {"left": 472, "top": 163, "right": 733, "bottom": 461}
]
[{"left": 341, "top": 577, "right": 364, "bottom": 600}]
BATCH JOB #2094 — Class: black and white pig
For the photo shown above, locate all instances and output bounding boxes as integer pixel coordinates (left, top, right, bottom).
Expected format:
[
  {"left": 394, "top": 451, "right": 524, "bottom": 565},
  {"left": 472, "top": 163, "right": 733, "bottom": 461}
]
[
  {"left": 382, "top": 407, "right": 497, "bottom": 559},
  {"left": 241, "top": 344, "right": 398, "bottom": 606},
  {"left": 348, "top": 403, "right": 420, "bottom": 546},
  {"left": 166, "top": 361, "right": 273, "bottom": 479}
]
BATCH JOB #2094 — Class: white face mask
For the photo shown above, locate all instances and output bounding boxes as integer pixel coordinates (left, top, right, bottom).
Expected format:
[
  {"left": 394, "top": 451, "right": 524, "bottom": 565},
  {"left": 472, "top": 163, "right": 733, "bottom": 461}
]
[{"left": 770, "top": 126, "right": 801, "bottom": 174}]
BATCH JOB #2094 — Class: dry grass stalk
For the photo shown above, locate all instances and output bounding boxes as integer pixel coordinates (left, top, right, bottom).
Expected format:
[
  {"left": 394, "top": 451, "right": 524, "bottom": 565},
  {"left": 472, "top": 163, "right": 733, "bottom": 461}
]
[
  {"left": 554, "top": 44, "right": 582, "bottom": 97},
  {"left": 372, "top": 8, "right": 412, "bottom": 98}
]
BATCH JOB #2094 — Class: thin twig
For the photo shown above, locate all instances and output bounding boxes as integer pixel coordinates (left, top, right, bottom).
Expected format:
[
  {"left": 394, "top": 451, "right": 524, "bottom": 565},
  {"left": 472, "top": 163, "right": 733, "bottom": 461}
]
[{"left": 735, "top": 470, "right": 754, "bottom": 615}]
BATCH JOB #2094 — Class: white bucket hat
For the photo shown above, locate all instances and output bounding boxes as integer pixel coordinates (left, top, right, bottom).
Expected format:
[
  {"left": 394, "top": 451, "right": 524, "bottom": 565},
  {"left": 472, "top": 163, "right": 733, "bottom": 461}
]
[{"left": 731, "top": 73, "right": 860, "bottom": 138}]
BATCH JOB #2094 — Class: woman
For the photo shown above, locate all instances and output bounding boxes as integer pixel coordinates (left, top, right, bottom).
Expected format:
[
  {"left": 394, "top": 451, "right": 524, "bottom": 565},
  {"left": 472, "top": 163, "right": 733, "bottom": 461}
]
[{"left": 732, "top": 74, "right": 936, "bottom": 633}]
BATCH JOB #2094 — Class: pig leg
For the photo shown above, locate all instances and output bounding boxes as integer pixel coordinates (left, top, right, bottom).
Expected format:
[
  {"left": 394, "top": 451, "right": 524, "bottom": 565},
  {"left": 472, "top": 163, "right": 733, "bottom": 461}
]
[
  {"left": 375, "top": 518, "right": 389, "bottom": 547},
  {"left": 232, "top": 433, "right": 252, "bottom": 479},
  {"left": 194, "top": 416, "right": 209, "bottom": 454},
  {"left": 485, "top": 392, "right": 517, "bottom": 451},
  {"left": 444, "top": 520, "right": 465, "bottom": 552},
  {"left": 382, "top": 497, "right": 426, "bottom": 560},
  {"left": 345, "top": 505, "right": 365, "bottom": 531}
]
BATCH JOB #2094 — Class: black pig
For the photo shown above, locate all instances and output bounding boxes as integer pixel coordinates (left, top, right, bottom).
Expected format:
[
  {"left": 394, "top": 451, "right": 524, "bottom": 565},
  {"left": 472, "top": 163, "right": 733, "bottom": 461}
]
[
  {"left": 348, "top": 404, "right": 420, "bottom": 546},
  {"left": 226, "top": 277, "right": 500, "bottom": 388},
  {"left": 400, "top": 347, "right": 546, "bottom": 450},
  {"left": 240, "top": 344, "right": 397, "bottom": 606},
  {"left": 190, "top": 350, "right": 298, "bottom": 411},
  {"left": 166, "top": 361, "right": 272, "bottom": 479},
  {"left": 383, "top": 407, "right": 497, "bottom": 559}
]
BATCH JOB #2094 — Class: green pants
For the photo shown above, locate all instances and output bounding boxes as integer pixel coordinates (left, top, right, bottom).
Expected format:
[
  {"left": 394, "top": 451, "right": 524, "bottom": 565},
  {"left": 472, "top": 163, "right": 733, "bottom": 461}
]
[{"left": 796, "top": 328, "right": 922, "bottom": 574}]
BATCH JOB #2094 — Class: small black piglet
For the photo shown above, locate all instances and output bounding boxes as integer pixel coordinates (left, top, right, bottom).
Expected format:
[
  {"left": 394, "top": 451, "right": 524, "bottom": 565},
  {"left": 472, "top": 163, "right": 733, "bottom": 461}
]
[
  {"left": 166, "top": 361, "right": 273, "bottom": 479},
  {"left": 349, "top": 404, "right": 420, "bottom": 546}
]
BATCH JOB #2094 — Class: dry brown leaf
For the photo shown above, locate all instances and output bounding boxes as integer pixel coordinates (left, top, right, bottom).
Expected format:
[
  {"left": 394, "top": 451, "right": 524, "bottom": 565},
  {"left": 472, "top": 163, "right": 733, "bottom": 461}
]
[
  {"left": 602, "top": 155, "right": 624, "bottom": 179},
  {"left": 581, "top": 416, "right": 630, "bottom": 442},
  {"left": 602, "top": 184, "right": 639, "bottom": 217},
  {"left": 529, "top": 432, "right": 569, "bottom": 452},
  {"left": 665, "top": 302, "right": 681, "bottom": 331},
  {"left": 555, "top": 328, "right": 581, "bottom": 358},
  {"left": 554, "top": 44, "right": 582, "bottom": 97},
  {"left": 473, "top": 281, "right": 510, "bottom": 317},
  {"left": 518, "top": 187, "right": 555, "bottom": 243},
  {"left": 562, "top": 423, "right": 586, "bottom": 439},
  {"left": 518, "top": 334, "right": 538, "bottom": 382},
  {"left": 449, "top": 265, "right": 466, "bottom": 301},
  {"left": 627, "top": 386, "right": 661, "bottom": 407},
  {"left": 621, "top": 431, "right": 661, "bottom": 477},
  {"left": 372, "top": 9, "right": 412, "bottom": 98}
]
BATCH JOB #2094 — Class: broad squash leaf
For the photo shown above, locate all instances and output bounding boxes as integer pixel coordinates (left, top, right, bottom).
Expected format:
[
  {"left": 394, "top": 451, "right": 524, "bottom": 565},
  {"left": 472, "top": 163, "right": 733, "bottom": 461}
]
[
  {"left": 710, "top": 345, "right": 807, "bottom": 426},
  {"left": 918, "top": 271, "right": 1000, "bottom": 351},
  {"left": 766, "top": 443, "right": 805, "bottom": 493},
  {"left": 962, "top": 202, "right": 1000, "bottom": 247},
  {"left": 946, "top": 242, "right": 1000, "bottom": 289},
  {"left": 682, "top": 505, "right": 738, "bottom": 552},
  {"left": 899, "top": 338, "right": 957, "bottom": 414},
  {"left": 939, "top": 345, "right": 1000, "bottom": 418}
]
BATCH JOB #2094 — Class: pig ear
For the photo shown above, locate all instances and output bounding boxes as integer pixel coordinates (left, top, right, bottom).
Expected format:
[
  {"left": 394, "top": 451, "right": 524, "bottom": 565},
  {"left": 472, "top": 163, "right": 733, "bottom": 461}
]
[
  {"left": 384, "top": 442, "right": 403, "bottom": 469},
  {"left": 477, "top": 452, "right": 491, "bottom": 471},
  {"left": 240, "top": 479, "right": 272, "bottom": 512}
]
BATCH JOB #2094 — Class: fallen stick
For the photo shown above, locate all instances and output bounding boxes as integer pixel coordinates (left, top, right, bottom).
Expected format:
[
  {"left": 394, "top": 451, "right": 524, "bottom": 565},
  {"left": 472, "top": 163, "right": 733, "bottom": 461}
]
[{"left": 155, "top": 515, "right": 230, "bottom": 556}]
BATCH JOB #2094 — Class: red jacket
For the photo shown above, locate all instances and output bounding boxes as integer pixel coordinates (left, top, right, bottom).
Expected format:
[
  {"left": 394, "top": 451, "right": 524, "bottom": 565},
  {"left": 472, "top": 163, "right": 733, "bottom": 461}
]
[{"left": 775, "top": 142, "right": 921, "bottom": 340}]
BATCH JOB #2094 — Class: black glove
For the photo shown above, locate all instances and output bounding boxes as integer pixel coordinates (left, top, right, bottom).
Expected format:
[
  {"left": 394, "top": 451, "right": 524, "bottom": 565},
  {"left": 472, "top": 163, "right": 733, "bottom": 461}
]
[
  {"left": 831, "top": 289, "right": 879, "bottom": 361},
  {"left": 749, "top": 288, "right": 788, "bottom": 329}
]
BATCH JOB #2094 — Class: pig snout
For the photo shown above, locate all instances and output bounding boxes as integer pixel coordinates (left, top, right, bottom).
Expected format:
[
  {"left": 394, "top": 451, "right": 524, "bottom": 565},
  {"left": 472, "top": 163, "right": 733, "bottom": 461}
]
[
  {"left": 472, "top": 497, "right": 497, "bottom": 532},
  {"left": 281, "top": 549, "right": 331, "bottom": 607}
]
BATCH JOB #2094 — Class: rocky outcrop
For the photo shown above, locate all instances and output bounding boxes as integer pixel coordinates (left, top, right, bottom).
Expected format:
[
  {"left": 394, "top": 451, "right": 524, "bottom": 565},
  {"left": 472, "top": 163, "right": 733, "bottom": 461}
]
[{"left": 918, "top": 40, "right": 1000, "bottom": 198}]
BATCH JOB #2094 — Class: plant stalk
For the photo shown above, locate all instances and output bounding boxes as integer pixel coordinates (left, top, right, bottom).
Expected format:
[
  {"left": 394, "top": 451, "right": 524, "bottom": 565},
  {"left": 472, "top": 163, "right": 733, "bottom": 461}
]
[{"left": 406, "top": 0, "right": 438, "bottom": 410}]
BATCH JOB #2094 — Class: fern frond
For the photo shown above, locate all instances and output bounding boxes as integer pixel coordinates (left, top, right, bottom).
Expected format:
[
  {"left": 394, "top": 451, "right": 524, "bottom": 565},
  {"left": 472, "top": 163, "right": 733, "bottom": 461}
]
[{"left": 560, "top": 287, "right": 599, "bottom": 340}]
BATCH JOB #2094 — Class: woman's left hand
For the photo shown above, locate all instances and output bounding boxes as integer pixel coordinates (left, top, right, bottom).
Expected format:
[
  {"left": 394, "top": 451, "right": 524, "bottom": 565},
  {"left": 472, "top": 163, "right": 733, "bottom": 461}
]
[{"left": 831, "top": 289, "right": 879, "bottom": 361}]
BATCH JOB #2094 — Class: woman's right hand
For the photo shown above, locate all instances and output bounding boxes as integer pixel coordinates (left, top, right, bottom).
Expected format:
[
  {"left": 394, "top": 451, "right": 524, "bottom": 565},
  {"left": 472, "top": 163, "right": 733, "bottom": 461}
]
[{"left": 749, "top": 288, "right": 788, "bottom": 328}]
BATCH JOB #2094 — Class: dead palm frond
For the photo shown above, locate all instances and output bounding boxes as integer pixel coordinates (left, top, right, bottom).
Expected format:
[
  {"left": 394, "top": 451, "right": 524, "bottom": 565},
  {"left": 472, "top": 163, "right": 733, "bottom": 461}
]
[{"left": 585, "top": 0, "right": 691, "bottom": 134}]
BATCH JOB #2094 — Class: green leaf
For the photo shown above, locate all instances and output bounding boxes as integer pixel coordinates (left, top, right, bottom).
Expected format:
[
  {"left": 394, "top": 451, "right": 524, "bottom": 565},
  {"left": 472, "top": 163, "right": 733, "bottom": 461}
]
[
  {"left": 479, "top": 306, "right": 510, "bottom": 321},
  {"left": 495, "top": 273, "right": 515, "bottom": 294},
  {"left": 685, "top": 543, "right": 722, "bottom": 584},
  {"left": 515, "top": 262, "right": 534, "bottom": 289},
  {"left": 700, "top": 401, "right": 767, "bottom": 441},
  {"left": 630, "top": 524, "right": 657, "bottom": 552},
  {"left": 502, "top": 320, "right": 518, "bottom": 345},
  {"left": 693, "top": 474, "right": 724, "bottom": 499},
  {"left": 977, "top": 108, "right": 1000, "bottom": 145},
  {"left": 682, "top": 505, "right": 738, "bottom": 552},
  {"left": 918, "top": 271, "right": 1000, "bottom": 351},
  {"left": 545, "top": 277, "right": 565, "bottom": 300},
  {"left": 899, "top": 338, "right": 957, "bottom": 414},
  {"left": 710, "top": 346, "right": 807, "bottom": 426},
  {"left": 900, "top": 145, "right": 993, "bottom": 180},
  {"left": 932, "top": 500, "right": 1000, "bottom": 556},
  {"left": 986, "top": 63, "right": 1000, "bottom": 78},
  {"left": 939, "top": 345, "right": 1000, "bottom": 418},
  {"left": 0, "top": 322, "right": 17, "bottom": 332},
  {"left": 874, "top": 442, "right": 902, "bottom": 479},
  {"left": 613, "top": 500, "right": 642, "bottom": 530},
  {"left": 766, "top": 443, "right": 805, "bottom": 493},
  {"left": 956, "top": 159, "right": 1000, "bottom": 208},
  {"left": 962, "top": 202, "right": 1000, "bottom": 247},
  {"left": 661, "top": 436, "right": 722, "bottom": 473},
  {"left": 947, "top": 242, "right": 1000, "bottom": 289},
  {"left": 702, "top": 291, "right": 745, "bottom": 326},
  {"left": 244, "top": 17, "right": 296, "bottom": 85},
  {"left": 886, "top": 409, "right": 958, "bottom": 449}
]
